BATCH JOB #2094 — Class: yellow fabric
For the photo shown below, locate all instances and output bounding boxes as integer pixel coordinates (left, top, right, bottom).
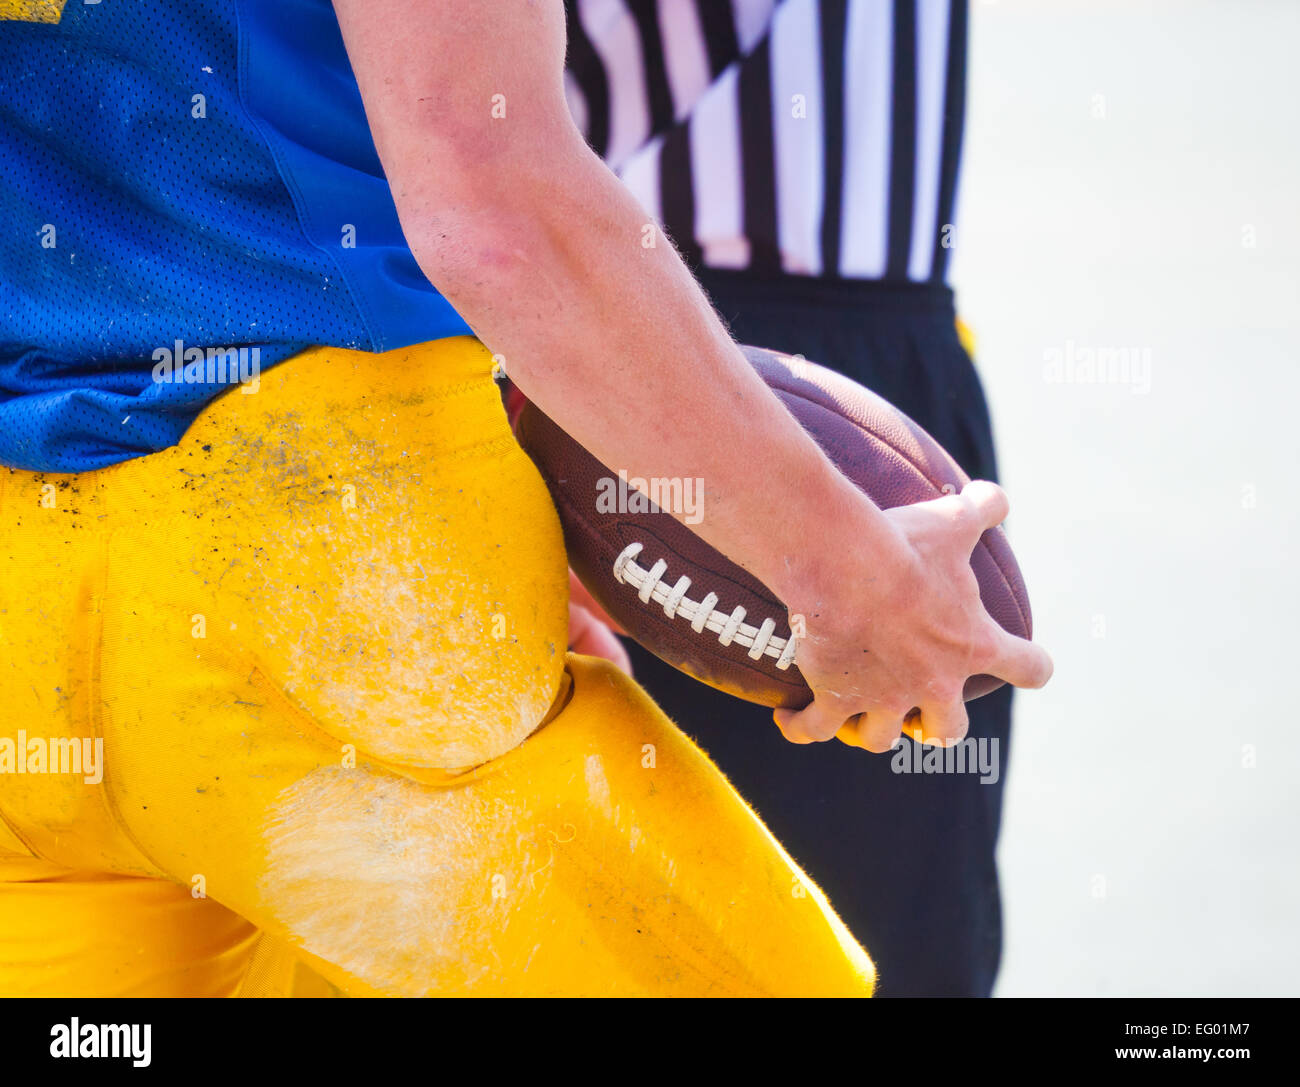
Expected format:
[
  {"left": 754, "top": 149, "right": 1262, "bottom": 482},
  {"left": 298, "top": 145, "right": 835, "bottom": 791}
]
[
  {"left": 0, "top": 336, "right": 874, "bottom": 997},
  {"left": 0, "top": 812, "right": 33, "bottom": 857},
  {"left": 955, "top": 315, "right": 978, "bottom": 359},
  {"left": 0, "top": 856, "right": 262, "bottom": 997},
  {"left": 0, "top": 1, "right": 69, "bottom": 26}
]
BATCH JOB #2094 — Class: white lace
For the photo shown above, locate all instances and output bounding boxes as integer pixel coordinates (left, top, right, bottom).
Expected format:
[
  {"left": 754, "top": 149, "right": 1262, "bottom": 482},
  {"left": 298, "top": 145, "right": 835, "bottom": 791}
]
[{"left": 612, "top": 543, "right": 799, "bottom": 670}]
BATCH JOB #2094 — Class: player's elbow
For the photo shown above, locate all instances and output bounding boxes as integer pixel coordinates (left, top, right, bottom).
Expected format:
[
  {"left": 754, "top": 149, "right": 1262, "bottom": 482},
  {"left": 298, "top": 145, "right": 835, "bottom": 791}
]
[{"left": 397, "top": 130, "right": 601, "bottom": 314}]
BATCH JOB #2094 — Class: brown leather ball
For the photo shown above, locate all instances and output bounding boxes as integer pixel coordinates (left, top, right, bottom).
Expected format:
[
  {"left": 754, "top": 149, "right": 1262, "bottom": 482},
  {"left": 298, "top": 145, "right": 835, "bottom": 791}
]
[{"left": 516, "top": 345, "right": 1033, "bottom": 709}]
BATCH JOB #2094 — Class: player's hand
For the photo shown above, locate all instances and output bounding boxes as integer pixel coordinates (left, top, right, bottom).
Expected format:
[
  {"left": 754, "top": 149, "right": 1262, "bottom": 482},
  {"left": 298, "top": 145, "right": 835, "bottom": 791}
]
[
  {"left": 774, "top": 481, "right": 1052, "bottom": 753},
  {"left": 568, "top": 570, "right": 632, "bottom": 674}
]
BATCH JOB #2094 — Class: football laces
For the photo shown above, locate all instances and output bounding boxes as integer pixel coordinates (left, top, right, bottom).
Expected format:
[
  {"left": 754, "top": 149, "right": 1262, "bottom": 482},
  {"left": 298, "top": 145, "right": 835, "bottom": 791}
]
[{"left": 612, "top": 542, "right": 799, "bottom": 669}]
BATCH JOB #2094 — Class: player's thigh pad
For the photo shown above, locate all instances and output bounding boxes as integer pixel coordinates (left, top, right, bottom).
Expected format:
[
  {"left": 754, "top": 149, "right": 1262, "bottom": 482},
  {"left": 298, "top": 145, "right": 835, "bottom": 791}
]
[{"left": 2, "top": 337, "right": 874, "bottom": 996}]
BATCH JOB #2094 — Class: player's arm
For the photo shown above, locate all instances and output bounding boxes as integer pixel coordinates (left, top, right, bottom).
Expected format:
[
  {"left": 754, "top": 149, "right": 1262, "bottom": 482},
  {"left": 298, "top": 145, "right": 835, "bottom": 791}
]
[{"left": 330, "top": 0, "right": 1051, "bottom": 751}]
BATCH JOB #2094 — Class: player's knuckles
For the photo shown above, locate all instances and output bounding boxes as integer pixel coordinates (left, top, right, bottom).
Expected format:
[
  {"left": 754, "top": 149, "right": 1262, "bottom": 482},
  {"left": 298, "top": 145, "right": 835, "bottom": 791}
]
[
  {"left": 772, "top": 711, "right": 800, "bottom": 742},
  {"left": 923, "top": 678, "right": 966, "bottom": 707},
  {"left": 861, "top": 736, "right": 899, "bottom": 755},
  {"left": 872, "top": 695, "right": 916, "bottom": 722},
  {"left": 782, "top": 704, "right": 839, "bottom": 743},
  {"left": 925, "top": 714, "right": 968, "bottom": 744},
  {"left": 860, "top": 720, "right": 904, "bottom": 753},
  {"left": 804, "top": 714, "right": 847, "bottom": 743},
  {"left": 800, "top": 707, "right": 852, "bottom": 738}
]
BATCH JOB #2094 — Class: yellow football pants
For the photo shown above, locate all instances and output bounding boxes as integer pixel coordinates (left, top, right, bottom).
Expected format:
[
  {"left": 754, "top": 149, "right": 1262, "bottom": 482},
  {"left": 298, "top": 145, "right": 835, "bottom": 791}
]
[{"left": 0, "top": 336, "right": 874, "bottom": 996}]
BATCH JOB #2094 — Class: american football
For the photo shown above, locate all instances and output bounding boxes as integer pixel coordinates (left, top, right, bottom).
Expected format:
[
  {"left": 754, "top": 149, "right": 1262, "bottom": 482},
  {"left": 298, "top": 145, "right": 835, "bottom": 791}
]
[{"left": 517, "top": 345, "right": 1034, "bottom": 710}]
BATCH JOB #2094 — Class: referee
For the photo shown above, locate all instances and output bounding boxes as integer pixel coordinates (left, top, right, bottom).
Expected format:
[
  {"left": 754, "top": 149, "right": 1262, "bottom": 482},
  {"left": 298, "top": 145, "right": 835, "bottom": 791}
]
[{"left": 565, "top": 0, "right": 1012, "bottom": 997}]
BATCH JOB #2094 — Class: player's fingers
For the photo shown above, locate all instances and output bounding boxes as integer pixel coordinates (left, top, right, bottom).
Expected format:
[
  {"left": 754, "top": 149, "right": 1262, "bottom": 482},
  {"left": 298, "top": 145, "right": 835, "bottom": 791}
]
[
  {"left": 904, "top": 700, "right": 968, "bottom": 748},
  {"left": 567, "top": 604, "right": 634, "bottom": 675},
  {"left": 960, "top": 479, "right": 1011, "bottom": 537},
  {"left": 772, "top": 709, "right": 814, "bottom": 744},
  {"left": 773, "top": 706, "right": 829, "bottom": 745},
  {"left": 834, "top": 707, "right": 907, "bottom": 753},
  {"left": 834, "top": 715, "right": 869, "bottom": 749},
  {"left": 912, "top": 480, "right": 1008, "bottom": 550},
  {"left": 774, "top": 698, "right": 849, "bottom": 745},
  {"left": 568, "top": 569, "right": 626, "bottom": 635},
  {"left": 835, "top": 713, "right": 888, "bottom": 750},
  {"left": 984, "top": 626, "right": 1054, "bottom": 690}
]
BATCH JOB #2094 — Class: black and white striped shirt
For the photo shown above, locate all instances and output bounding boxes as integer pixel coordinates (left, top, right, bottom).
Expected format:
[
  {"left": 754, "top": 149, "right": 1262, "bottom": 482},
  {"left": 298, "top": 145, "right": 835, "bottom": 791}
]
[{"left": 564, "top": 0, "right": 967, "bottom": 283}]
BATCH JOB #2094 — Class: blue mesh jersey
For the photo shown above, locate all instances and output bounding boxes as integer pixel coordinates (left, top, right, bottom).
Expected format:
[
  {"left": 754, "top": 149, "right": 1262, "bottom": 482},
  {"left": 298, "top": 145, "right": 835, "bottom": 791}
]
[{"left": 0, "top": 0, "right": 472, "bottom": 472}]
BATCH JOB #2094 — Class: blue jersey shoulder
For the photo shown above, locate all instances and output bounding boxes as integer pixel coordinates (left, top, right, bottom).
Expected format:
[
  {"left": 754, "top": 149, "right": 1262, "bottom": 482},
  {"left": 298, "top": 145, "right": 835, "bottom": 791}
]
[{"left": 0, "top": 0, "right": 469, "bottom": 471}]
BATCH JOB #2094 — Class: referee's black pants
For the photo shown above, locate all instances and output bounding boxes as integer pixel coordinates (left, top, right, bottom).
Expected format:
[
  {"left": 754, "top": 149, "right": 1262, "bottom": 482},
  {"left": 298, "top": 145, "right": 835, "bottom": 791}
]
[{"left": 625, "top": 267, "right": 1015, "bottom": 997}]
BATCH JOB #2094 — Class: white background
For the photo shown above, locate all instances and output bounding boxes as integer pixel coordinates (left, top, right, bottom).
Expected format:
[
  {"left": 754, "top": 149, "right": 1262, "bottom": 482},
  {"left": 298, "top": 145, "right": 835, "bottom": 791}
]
[{"left": 952, "top": 0, "right": 1300, "bottom": 995}]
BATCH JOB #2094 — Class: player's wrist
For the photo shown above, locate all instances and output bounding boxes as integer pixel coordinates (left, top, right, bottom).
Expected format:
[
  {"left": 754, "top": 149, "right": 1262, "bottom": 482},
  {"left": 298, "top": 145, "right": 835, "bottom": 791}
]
[{"left": 765, "top": 482, "right": 906, "bottom": 622}]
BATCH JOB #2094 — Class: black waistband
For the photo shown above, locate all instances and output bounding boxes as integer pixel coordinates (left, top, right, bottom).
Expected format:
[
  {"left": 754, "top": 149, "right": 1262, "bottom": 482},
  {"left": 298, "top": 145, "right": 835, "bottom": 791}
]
[{"left": 691, "top": 266, "right": 956, "bottom": 316}]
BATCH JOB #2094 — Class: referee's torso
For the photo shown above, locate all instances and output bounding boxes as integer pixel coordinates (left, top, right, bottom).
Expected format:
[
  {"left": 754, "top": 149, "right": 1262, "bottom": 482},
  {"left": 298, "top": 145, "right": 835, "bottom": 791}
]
[
  {"left": 564, "top": 0, "right": 966, "bottom": 283},
  {"left": 569, "top": 4, "right": 1013, "bottom": 1003}
]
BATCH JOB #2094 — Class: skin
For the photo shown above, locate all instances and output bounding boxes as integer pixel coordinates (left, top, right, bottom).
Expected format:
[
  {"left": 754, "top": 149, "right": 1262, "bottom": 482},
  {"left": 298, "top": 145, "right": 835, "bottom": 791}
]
[
  {"left": 330, "top": 0, "right": 1053, "bottom": 753},
  {"left": 567, "top": 583, "right": 632, "bottom": 677}
]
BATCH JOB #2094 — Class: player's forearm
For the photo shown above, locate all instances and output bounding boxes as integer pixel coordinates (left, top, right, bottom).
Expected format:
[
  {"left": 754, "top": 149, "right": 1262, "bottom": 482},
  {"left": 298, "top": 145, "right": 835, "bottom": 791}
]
[
  {"left": 406, "top": 143, "right": 896, "bottom": 604},
  {"left": 330, "top": 0, "right": 894, "bottom": 609}
]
